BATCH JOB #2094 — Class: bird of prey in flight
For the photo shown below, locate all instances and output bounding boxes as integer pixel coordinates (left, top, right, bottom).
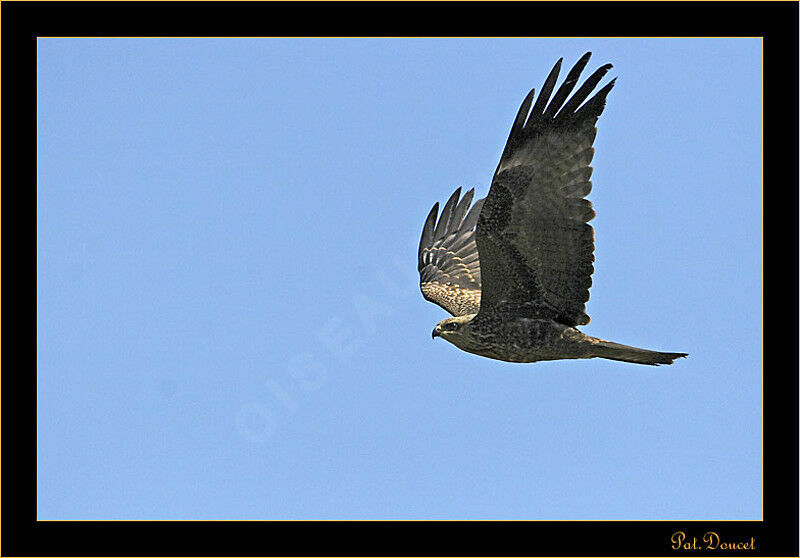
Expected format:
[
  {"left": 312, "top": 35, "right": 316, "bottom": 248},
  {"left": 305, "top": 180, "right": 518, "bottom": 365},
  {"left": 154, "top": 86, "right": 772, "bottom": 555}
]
[{"left": 417, "top": 52, "right": 687, "bottom": 366}]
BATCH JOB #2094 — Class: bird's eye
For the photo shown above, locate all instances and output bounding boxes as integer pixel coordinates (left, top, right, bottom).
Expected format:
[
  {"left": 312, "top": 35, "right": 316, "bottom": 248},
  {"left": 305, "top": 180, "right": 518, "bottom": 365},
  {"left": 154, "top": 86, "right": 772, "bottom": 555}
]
[{"left": 444, "top": 322, "right": 459, "bottom": 332}]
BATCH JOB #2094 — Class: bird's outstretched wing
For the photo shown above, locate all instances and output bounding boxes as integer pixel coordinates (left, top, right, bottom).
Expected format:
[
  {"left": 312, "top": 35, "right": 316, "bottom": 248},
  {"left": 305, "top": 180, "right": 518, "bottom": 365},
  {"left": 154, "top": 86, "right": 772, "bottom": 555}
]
[
  {"left": 418, "top": 187, "right": 485, "bottom": 317},
  {"left": 475, "top": 52, "right": 615, "bottom": 326}
]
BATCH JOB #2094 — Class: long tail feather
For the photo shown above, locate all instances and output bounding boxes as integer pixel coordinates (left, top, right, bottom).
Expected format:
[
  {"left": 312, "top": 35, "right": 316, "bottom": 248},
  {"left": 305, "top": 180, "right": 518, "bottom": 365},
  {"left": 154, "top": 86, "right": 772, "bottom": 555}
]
[{"left": 590, "top": 339, "right": 687, "bottom": 366}]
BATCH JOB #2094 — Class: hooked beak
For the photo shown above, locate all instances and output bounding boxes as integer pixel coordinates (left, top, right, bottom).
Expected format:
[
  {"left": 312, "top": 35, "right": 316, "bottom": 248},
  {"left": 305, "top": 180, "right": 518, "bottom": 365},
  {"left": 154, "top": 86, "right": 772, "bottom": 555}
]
[{"left": 432, "top": 326, "right": 441, "bottom": 339}]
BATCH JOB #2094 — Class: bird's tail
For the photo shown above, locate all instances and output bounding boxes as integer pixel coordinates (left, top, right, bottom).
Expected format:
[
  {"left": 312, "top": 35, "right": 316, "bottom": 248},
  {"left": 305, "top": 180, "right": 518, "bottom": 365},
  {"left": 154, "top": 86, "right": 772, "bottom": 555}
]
[{"left": 589, "top": 338, "right": 687, "bottom": 366}]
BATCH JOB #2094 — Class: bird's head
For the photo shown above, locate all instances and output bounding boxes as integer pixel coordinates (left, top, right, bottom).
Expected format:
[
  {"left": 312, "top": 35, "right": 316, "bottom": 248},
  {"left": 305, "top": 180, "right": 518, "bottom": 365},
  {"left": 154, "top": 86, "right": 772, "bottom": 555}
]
[{"left": 432, "top": 314, "right": 478, "bottom": 348}]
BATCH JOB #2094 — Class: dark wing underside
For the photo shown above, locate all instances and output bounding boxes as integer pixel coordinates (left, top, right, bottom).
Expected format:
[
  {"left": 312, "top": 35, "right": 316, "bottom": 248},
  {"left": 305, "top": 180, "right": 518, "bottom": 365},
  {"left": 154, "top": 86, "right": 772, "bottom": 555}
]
[
  {"left": 418, "top": 187, "right": 485, "bottom": 316},
  {"left": 475, "top": 52, "right": 616, "bottom": 326}
]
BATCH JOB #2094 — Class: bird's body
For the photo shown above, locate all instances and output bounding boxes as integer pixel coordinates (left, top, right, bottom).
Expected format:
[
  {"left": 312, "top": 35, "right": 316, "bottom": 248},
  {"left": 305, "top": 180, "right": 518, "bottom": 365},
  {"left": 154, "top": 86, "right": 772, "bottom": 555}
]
[
  {"left": 418, "top": 52, "right": 687, "bottom": 366},
  {"left": 433, "top": 313, "right": 683, "bottom": 365},
  {"left": 436, "top": 314, "right": 589, "bottom": 363}
]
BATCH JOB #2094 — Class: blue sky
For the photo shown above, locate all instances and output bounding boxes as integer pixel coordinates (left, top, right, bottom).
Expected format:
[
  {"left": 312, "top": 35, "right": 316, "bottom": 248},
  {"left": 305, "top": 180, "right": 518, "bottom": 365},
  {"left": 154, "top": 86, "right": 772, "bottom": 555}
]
[{"left": 37, "top": 38, "right": 762, "bottom": 520}]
